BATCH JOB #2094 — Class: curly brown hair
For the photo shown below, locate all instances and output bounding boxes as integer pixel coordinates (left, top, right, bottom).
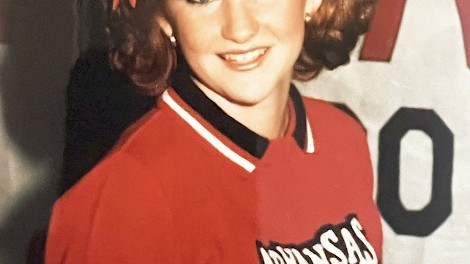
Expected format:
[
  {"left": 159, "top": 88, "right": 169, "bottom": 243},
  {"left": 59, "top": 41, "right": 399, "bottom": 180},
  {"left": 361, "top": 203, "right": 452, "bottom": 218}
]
[{"left": 106, "top": 0, "right": 376, "bottom": 95}]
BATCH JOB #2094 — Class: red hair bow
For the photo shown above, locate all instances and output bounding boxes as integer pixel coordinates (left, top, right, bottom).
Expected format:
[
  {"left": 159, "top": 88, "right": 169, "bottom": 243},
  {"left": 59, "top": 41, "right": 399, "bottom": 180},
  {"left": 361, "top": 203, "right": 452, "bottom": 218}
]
[{"left": 112, "top": 0, "right": 137, "bottom": 10}]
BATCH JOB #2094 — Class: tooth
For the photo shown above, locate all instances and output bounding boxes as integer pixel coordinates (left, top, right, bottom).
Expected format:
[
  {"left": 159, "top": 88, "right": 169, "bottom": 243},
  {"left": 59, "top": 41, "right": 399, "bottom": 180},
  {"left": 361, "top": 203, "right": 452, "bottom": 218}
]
[{"left": 223, "top": 48, "right": 265, "bottom": 64}]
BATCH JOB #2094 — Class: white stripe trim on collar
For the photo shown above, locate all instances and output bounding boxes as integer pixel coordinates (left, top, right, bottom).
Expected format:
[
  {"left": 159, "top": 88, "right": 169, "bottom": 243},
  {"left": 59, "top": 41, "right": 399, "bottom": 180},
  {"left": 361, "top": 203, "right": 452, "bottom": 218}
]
[
  {"left": 306, "top": 118, "right": 315, "bottom": 153},
  {"left": 162, "top": 90, "right": 256, "bottom": 172}
]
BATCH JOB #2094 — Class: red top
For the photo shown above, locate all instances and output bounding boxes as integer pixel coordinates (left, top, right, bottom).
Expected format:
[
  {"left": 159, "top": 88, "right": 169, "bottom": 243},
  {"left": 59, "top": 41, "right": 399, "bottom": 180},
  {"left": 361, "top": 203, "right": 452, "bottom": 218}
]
[{"left": 46, "top": 84, "right": 382, "bottom": 264}]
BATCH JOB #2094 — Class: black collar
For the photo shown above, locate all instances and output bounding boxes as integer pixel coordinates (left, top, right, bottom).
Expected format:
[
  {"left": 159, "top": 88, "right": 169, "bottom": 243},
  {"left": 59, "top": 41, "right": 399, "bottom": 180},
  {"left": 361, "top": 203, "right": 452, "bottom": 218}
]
[{"left": 170, "top": 60, "right": 307, "bottom": 159}]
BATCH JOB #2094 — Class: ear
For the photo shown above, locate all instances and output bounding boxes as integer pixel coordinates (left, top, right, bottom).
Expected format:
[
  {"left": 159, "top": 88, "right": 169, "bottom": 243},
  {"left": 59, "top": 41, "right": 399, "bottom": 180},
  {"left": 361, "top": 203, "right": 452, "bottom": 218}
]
[
  {"left": 155, "top": 15, "right": 174, "bottom": 38},
  {"left": 304, "top": 0, "right": 323, "bottom": 14}
]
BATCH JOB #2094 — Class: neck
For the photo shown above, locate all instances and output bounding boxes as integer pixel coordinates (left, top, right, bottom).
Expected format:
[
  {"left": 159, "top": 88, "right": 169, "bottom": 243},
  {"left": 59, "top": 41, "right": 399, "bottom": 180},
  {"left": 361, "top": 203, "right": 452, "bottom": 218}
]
[{"left": 193, "top": 78, "right": 291, "bottom": 139}]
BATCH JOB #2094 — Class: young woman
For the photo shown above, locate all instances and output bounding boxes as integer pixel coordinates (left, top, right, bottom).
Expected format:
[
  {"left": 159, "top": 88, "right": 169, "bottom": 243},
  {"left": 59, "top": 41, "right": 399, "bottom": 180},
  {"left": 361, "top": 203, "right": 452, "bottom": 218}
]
[{"left": 46, "top": 0, "right": 382, "bottom": 263}]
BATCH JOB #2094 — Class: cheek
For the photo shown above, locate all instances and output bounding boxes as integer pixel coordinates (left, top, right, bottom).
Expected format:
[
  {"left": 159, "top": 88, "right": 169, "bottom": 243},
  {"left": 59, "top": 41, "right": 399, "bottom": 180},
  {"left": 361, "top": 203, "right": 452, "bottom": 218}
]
[
  {"left": 167, "top": 8, "right": 211, "bottom": 53},
  {"left": 176, "top": 20, "right": 217, "bottom": 55},
  {"left": 261, "top": 5, "right": 306, "bottom": 40}
]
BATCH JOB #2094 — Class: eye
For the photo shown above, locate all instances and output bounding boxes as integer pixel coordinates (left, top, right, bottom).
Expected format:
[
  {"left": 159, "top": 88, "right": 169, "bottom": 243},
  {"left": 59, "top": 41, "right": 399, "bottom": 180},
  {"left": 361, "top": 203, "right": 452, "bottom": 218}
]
[{"left": 186, "top": 0, "right": 216, "bottom": 4}]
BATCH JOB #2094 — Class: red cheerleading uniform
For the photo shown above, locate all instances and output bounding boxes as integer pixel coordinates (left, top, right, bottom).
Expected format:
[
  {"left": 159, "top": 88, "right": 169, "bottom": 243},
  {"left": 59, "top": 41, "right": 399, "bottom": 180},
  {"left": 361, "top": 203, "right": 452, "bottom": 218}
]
[{"left": 46, "top": 70, "right": 382, "bottom": 263}]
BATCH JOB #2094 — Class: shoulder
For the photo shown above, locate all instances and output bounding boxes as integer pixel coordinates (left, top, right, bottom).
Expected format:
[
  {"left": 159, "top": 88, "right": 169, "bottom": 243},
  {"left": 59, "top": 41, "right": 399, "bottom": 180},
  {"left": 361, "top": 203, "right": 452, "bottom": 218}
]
[
  {"left": 55, "top": 151, "right": 155, "bottom": 219},
  {"left": 47, "top": 98, "right": 188, "bottom": 262},
  {"left": 301, "top": 97, "right": 374, "bottom": 195},
  {"left": 56, "top": 107, "right": 174, "bottom": 218},
  {"left": 56, "top": 92, "right": 193, "bottom": 202},
  {"left": 47, "top": 147, "right": 175, "bottom": 262},
  {"left": 302, "top": 96, "right": 366, "bottom": 141}
]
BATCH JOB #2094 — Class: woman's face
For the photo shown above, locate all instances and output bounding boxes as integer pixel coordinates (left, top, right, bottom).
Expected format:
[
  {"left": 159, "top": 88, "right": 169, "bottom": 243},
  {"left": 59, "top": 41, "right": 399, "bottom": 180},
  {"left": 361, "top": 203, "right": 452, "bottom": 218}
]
[{"left": 159, "top": 0, "right": 313, "bottom": 106}]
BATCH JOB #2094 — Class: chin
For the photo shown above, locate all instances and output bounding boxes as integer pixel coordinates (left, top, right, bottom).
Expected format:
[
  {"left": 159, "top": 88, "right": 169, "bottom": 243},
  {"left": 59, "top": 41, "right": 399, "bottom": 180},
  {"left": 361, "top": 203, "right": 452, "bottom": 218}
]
[{"left": 223, "top": 84, "right": 277, "bottom": 106}]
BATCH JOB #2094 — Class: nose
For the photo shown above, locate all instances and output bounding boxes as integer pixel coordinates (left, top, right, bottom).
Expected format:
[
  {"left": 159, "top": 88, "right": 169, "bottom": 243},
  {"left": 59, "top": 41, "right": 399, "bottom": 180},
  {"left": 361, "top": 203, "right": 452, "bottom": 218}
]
[{"left": 220, "top": 0, "right": 259, "bottom": 44}]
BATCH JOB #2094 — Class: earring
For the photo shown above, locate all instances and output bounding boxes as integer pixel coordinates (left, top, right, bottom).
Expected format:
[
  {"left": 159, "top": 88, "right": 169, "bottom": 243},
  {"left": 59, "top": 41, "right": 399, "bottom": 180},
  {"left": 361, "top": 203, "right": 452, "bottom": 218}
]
[
  {"left": 304, "top": 13, "right": 312, "bottom": 23},
  {"left": 169, "top": 35, "right": 177, "bottom": 47}
]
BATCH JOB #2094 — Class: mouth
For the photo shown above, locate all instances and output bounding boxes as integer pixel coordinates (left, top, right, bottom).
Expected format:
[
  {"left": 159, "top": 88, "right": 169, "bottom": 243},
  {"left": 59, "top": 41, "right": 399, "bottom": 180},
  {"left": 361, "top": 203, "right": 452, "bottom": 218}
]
[{"left": 218, "top": 47, "right": 268, "bottom": 71}]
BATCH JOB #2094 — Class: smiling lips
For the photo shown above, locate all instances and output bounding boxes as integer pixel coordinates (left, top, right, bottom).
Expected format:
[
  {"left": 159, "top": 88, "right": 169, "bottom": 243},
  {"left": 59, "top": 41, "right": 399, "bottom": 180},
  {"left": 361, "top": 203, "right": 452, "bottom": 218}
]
[{"left": 218, "top": 48, "right": 268, "bottom": 71}]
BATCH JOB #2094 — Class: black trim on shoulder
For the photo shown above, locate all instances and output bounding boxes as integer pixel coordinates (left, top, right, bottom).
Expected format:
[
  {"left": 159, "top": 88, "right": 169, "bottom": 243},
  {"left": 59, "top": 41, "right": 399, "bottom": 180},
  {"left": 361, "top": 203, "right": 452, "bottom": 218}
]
[
  {"left": 170, "top": 58, "right": 307, "bottom": 158},
  {"left": 290, "top": 86, "right": 306, "bottom": 150}
]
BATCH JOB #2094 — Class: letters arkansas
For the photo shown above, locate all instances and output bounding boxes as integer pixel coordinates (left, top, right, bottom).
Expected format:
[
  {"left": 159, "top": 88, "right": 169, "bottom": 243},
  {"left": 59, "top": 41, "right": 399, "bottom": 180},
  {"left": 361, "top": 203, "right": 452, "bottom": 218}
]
[{"left": 256, "top": 215, "right": 378, "bottom": 264}]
